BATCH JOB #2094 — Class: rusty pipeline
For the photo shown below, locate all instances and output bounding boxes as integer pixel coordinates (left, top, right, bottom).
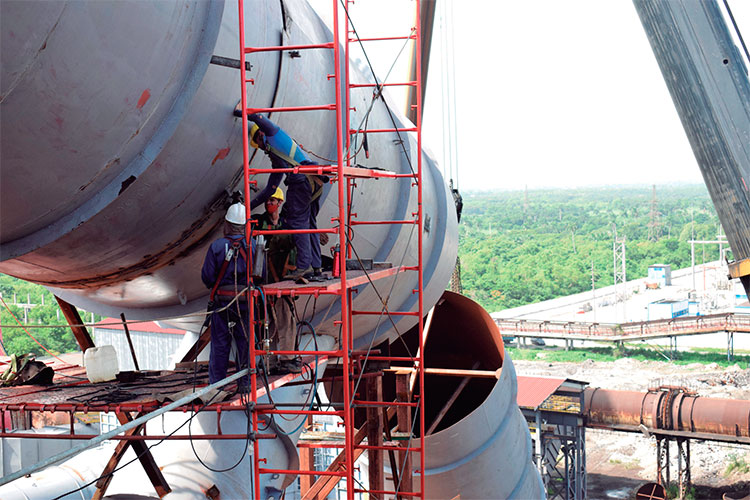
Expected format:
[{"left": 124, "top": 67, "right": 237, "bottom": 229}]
[{"left": 584, "top": 386, "right": 750, "bottom": 438}]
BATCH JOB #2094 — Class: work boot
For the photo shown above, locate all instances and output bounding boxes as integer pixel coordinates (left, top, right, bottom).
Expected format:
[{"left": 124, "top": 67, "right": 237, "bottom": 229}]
[
  {"left": 313, "top": 267, "right": 322, "bottom": 277},
  {"left": 284, "top": 266, "right": 313, "bottom": 282},
  {"left": 274, "top": 358, "right": 303, "bottom": 375}
]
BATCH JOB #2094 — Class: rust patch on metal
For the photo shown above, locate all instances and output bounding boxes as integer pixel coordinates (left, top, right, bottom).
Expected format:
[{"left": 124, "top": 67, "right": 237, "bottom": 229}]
[
  {"left": 211, "top": 147, "right": 230, "bottom": 166},
  {"left": 35, "top": 196, "right": 227, "bottom": 289},
  {"left": 136, "top": 89, "right": 151, "bottom": 109}
]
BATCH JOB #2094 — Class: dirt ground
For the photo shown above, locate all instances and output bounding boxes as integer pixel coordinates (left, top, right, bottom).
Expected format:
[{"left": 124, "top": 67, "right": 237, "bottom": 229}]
[{"left": 512, "top": 357, "right": 750, "bottom": 499}]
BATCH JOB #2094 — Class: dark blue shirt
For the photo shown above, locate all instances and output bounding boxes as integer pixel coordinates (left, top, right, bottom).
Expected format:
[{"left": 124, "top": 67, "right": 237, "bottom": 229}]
[{"left": 201, "top": 235, "right": 256, "bottom": 290}]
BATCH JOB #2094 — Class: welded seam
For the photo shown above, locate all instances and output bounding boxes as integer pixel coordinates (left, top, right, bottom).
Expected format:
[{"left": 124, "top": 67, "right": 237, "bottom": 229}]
[{"left": 0, "top": 3, "right": 67, "bottom": 104}]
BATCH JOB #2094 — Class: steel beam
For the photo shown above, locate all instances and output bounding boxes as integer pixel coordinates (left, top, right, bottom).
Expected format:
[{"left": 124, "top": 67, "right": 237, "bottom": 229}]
[{"left": 55, "top": 295, "right": 95, "bottom": 352}]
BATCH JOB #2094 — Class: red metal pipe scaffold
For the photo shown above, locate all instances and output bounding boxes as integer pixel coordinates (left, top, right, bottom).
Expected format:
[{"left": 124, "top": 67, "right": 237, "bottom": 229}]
[{"left": 234, "top": 0, "right": 426, "bottom": 498}]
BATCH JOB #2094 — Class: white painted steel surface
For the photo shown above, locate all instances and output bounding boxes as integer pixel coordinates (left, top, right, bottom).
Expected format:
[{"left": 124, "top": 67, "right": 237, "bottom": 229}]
[{"left": 0, "top": 0, "right": 458, "bottom": 349}]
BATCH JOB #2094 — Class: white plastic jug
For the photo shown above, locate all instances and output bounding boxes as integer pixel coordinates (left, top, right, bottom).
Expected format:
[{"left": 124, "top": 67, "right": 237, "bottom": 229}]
[{"left": 84, "top": 345, "right": 119, "bottom": 383}]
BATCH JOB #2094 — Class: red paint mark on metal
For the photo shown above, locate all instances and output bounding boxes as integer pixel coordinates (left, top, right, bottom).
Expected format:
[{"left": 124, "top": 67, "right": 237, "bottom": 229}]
[
  {"left": 136, "top": 89, "right": 151, "bottom": 109},
  {"left": 742, "top": 177, "right": 748, "bottom": 192},
  {"left": 211, "top": 147, "right": 231, "bottom": 166}
]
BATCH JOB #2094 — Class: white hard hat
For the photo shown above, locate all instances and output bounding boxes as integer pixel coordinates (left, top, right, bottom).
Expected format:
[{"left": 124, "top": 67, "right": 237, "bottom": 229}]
[{"left": 225, "top": 203, "right": 246, "bottom": 225}]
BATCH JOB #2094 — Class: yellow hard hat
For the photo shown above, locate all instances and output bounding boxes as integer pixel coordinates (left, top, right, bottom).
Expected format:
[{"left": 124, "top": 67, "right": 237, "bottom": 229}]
[
  {"left": 271, "top": 187, "right": 284, "bottom": 202},
  {"left": 249, "top": 123, "right": 260, "bottom": 148}
]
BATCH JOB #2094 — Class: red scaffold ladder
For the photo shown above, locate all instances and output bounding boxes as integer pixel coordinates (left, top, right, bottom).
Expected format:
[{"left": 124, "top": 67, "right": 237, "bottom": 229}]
[{"left": 235, "top": 0, "right": 425, "bottom": 498}]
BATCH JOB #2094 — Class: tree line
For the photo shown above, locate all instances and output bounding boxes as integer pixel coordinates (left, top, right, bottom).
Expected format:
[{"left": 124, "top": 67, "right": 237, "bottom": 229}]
[
  {"left": 0, "top": 184, "right": 724, "bottom": 356},
  {"left": 458, "top": 184, "right": 723, "bottom": 312}
]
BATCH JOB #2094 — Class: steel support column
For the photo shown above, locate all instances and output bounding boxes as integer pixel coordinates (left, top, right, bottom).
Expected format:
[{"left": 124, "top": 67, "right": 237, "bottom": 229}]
[{"left": 677, "top": 439, "right": 691, "bottom": 499}]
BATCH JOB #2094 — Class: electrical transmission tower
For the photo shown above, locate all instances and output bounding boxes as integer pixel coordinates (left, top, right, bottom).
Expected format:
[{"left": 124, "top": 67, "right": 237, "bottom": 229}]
[
  {"left": 648, "top": 184, "right": 661, "bottom": 241},
  {"left": 613, "top": 227, "right": 627, "bottom": 322}
]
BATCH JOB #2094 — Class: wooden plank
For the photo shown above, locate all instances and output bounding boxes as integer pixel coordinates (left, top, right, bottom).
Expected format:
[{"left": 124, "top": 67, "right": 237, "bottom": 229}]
[
  {"left": 366, "top": 375, "right": 384, "bottom": 493},
  {"left": 54, "top": 296, "right": 94, "bottom": 351},
  {"left": 303, "top": 407, "right": 397, "bottom": 500},
  {"left": 115, "top": 412, "right": 171, "bottom": 497},
  {"left": 383, "top": 406, "right": 401, "bottom": 493},
  {"left": 92, "top": 418, "right": 146, "bottom": 500},
  {"left": 299, "top": 416, "right": 315, "bottom": 495},
  {"left": 302, "top": 425, "right": 368, "bottom": 500},
  {"left": 178, "top": 325, "right": 212, "bottom": 363},
  {"left": 396, "top": 373, "right": 413, "bottom": 496}
]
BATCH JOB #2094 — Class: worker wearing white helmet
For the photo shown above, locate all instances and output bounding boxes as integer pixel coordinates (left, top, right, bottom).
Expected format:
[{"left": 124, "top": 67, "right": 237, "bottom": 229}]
[{"left": 200, "top": 202, "right": 256, "bottom": 386}]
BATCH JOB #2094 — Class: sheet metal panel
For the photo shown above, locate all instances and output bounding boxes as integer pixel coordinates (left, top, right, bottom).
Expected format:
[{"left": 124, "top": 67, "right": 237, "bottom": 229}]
[
  {"left": 633, "top": 1, "right": 750, "bottom": 272},
  {"left": 516, "top": 376, "right": 566, "bottom": 410}
]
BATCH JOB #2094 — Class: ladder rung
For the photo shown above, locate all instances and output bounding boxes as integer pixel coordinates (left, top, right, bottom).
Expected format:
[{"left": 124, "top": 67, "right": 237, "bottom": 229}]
[
  {"left": 354, "top": 490, "right": 422, "bottom": 497},
  {"left": 353, "top": 400, "right": 417, "bottom": 408},
  {"left": 267, "top": 350, "right": 344, "bottom": 356},
  {"left": 350, "top": 219, "right": 417, "bottom": 226},
  {"left": 297, "top": 442, "right": 345, "bottom": 449},
  {"left": 260, "top": 468, "right": 346, "bottom": 477},
  {"left": 350, "top": 127, "right": 417, "bottom": 134},
  {"left": 341, "top": 166, "right": 398, "bottom": 179},
  {"left": 351, "top": 310, "right": 419, "bottom": 316},
  {"left": 247, "top": 104, "right": 336, "bottom": 114},
  {"left": 245, "top": 42, "right": 335, "bottom": 54},
  {"left": 258, "top": 288, "right": 341, "bottom": 297},
  {"left": 247, "top": 166, "right": 399, "bottom": 179},
  {"left": 350, "top": 81, "right": 417, "bottom": 88},
  {"left": 247, "top": 166, "right": 336, "bottom": 176},
  {"left": 351, "top": 35, "right": 416, "bottom": 42},
  {"left": 355, "top": 444, "right": 422, "bottom": 452},
  {"left": 365, "top": 356, "right": 421, "bottom": 362},
  {"left": 259, "top": 409, "right": 344, "bottom": 417},
  {"left": 252, "top": 228, "right": 336, "bottom": 237}
]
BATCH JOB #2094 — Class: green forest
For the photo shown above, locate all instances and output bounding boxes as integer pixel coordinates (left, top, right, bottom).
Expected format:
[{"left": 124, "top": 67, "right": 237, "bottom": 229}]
[
  {"left": 458, "top": 184, "right": 722, "bottom": 312},
  {"left": 0, "top": 275, "right": 103, "bottom": 357},
  {"left": 0, "top": 184, "right": 723, "bottom": 357}
]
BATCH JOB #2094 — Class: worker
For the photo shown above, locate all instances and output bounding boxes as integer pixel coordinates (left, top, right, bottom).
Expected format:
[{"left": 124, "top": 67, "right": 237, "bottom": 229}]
[
  {"left": 236, "top": 110, "right": 328, "bottom": 281},
  {"left": 256, "top": 187, "right": 295, "bottom": 281},
  {"left": 201, "top": 202, "right": 254, "bottom": 386},
  {"left": 254, "top": 187, "right": 302, "bottom": 374}
]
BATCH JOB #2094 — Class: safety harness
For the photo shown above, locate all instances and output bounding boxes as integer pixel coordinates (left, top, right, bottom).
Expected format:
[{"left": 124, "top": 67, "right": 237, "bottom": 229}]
[{"left": 209, "top": 238, "right": 249, "bottom": 302}]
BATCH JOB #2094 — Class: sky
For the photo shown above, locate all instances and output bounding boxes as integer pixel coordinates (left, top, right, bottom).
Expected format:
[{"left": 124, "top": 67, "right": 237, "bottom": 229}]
[{"left": 312, "top": 0, "right": 750, "bottom": 192}]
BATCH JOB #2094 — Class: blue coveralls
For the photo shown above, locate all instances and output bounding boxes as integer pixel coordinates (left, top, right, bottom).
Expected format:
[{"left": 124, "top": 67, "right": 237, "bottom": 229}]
[
  {"left": 247, "top": 113, "right": 324, "bottom": 272},
  {"left": 201, "top": 235, "right": 255, "bottom": 385}
]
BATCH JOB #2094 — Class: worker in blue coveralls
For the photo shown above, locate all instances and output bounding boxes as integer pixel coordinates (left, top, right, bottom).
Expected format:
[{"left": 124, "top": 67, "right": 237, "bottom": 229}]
[
  {"left": 235, "top": 110, "right": 328, "bottom": 281},
  {"left": 201, "top": 202, "right": 255, "bottom": 386}
]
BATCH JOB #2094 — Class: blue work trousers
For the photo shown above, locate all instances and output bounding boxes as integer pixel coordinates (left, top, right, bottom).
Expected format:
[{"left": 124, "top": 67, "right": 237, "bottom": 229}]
[
  {"left": 209, "top": 303, "right": 250, "bottom": 387},
  {"left": 310, "top": 197, "right": 321, "bottom": 269},
  {"left": 282, "top": 180, "right": 313, "bottom": 271}
]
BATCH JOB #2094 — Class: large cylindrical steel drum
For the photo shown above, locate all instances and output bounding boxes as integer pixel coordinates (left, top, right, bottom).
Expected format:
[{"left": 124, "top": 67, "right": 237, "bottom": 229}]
[
  {"left": 422, "top": 292, "right": 545, "bottom": 499},
  {"left": 0, "top": 0, "right": 457, "bottom": 347}
]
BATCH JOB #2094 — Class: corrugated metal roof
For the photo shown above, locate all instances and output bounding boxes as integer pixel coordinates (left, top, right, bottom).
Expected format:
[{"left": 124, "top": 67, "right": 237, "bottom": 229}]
[
  {"left": 516, "top": 376, "right": 566, "bottom": 409},
  {"left": 94, "top": 320, "right": 185, "bottom": 335}
]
